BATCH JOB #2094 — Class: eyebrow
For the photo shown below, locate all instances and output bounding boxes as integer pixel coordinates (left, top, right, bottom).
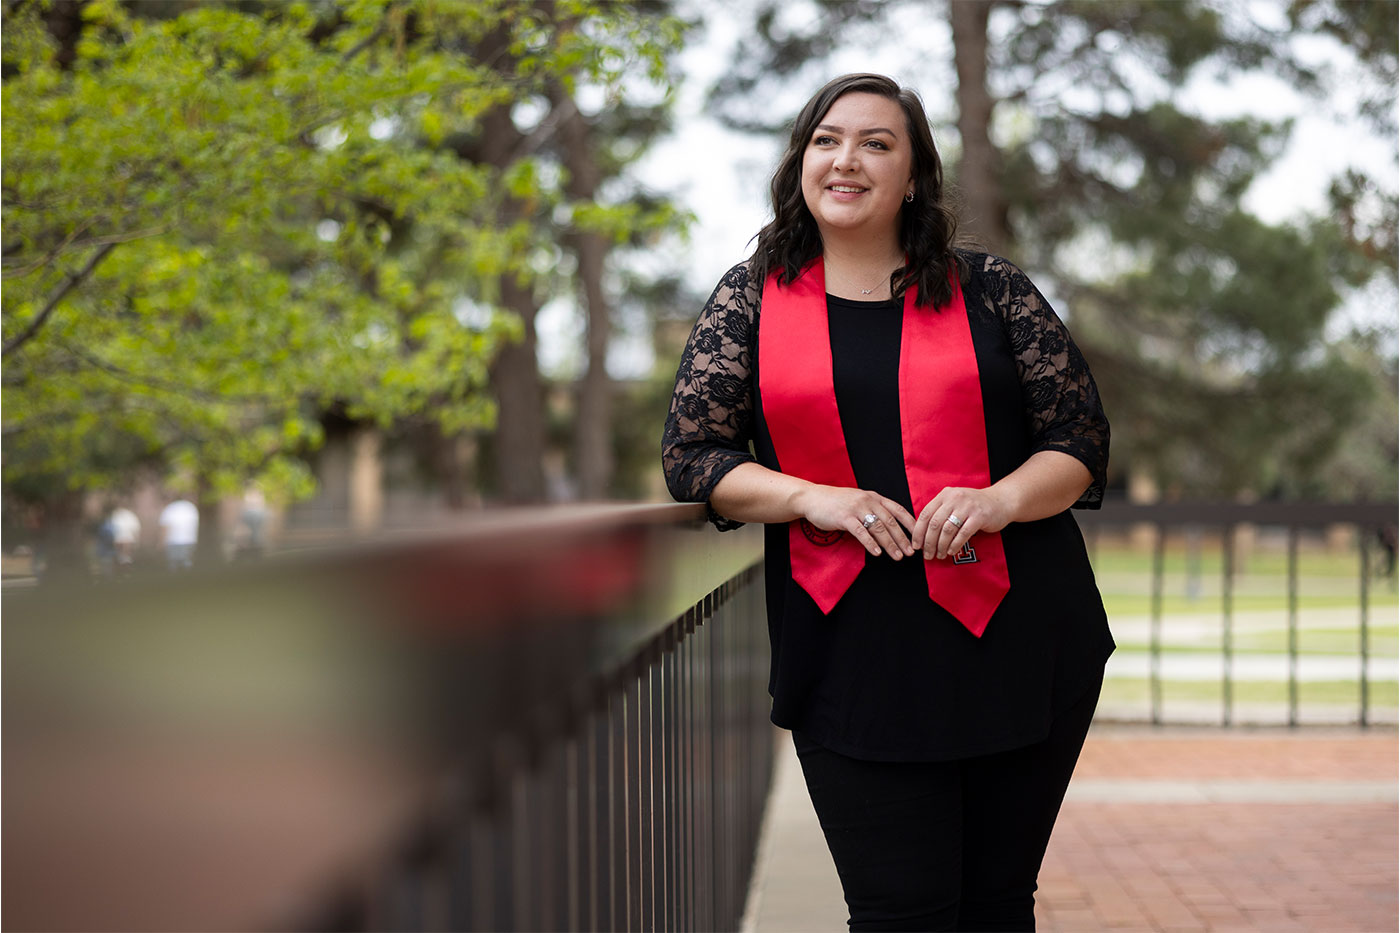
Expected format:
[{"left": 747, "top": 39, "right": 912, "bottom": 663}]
[{"left": 815, "top": 123, "right": 897, "bottom": 138}]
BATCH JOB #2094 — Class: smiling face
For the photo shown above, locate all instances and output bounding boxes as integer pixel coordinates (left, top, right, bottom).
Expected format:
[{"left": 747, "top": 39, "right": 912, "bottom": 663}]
[{"left": 799, "top": 92, "right": 915, "bottom": 247}]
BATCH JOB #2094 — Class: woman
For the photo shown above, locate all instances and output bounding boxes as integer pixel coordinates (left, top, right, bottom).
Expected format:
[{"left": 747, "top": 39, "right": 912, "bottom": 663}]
[{"left": 662, "top": 73, "right": 1113, "bottom": 931}]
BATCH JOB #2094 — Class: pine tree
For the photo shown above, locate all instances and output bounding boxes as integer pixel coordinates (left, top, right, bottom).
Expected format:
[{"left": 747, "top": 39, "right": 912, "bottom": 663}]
[{"left": 705, "top": 0, "right": 1396, "bottom": 498}]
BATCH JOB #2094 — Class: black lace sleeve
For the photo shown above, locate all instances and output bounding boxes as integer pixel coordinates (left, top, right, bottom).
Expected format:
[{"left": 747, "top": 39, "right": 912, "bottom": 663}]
[
  {"left": 661, "top": 261, "right": 762, "bottom": 529},
  {"left": 977, "top": 254, "right": 1110, "bottom": 508}
]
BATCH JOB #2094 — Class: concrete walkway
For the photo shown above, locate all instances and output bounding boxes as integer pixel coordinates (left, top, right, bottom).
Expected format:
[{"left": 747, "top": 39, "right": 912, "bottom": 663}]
[
  {"left": 1104, "top": 651, "right": 1398, "bottom": 681},
  {"left": 742, "top": 726, "right": 1397, "bottom": 932}
]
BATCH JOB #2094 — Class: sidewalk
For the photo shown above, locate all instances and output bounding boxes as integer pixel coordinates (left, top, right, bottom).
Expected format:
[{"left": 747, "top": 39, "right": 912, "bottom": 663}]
[{"left": 743, "top": 725, "right": 1397, "bottom": 932}]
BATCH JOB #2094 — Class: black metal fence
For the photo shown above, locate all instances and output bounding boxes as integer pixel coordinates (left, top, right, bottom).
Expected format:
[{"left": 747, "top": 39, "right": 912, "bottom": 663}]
[
  {"left": 4, "top": 503, "right": 772, "bottom": 932},
  {"left": 1077, "top": 500, "right": 1397, "bottom": 728}
]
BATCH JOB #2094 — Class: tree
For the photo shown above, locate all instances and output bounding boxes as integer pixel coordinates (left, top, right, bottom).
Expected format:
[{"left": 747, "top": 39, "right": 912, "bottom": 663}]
[
  {"left": 704, "top": 0, "right": 1396, "bottom": 499},
  {"left": 2, "top": 0, "right": 686, "bottom": 565},
  {"left": 549, "top": 76, "right": 688, "bottom": 499},
  {"left": 414, "top": 1, "right": 686, "bottom": 503}
]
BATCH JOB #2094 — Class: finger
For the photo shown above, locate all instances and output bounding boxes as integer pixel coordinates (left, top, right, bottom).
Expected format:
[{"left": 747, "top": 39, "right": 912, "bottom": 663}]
[
  {"left": 945, "top": 515, "right": 980, "bottom": 560},
  {"left": 861, "top": 512, "right": 907, "bottom": 560},
  {"left": 938, "top": 510, "right": 973, "bottom": 559},
  {"left": 919, "top": 504, "right": 949, "bottom": 559},
  {"left": 939, "top": 513, "right": 963, "bottom": 559},
  {"left": 882, "top": 499, "right": 918, "bottom": 536},
  {"left": 872, "top": 506, "right": 915, "bottom": 556},
  {"left": 912, "top": 500, "right": 943, "bottom": 551},
  {"left": 846, "top": 517, "right": 882, "bottom": 556},
  {"left": 912, "top": 510, "right": 929, "bottom": 551}
]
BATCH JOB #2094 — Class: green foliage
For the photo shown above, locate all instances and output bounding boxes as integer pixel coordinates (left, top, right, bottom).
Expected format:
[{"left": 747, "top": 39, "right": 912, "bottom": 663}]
[
  {"left": 982, "top": 0, "right": 1395, "bottom": 497},
  {"left": 1290, "top": 0, "right": 1399, "bottom": 134},
  {"left": 706, "top": 0, "right": 1396, "bottom": 499},
  {"left": 2, "top": 0, "right": 687, "bottom": 505}
]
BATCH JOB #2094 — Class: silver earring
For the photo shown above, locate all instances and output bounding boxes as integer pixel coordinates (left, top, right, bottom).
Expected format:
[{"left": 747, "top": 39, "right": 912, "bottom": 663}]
[{"left": 904, "top": 191, "right": 915, "bottom": 203}]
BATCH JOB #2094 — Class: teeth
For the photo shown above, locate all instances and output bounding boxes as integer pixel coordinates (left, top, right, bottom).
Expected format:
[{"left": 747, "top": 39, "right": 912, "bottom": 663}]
[{"left": 830, "top": 186, "right": 865, "bottom": 192}]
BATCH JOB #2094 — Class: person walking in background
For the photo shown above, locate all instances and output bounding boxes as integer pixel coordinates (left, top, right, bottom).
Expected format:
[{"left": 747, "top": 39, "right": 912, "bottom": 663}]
[
  {"left": 93, "top": 510, "right": 116, "bottom": 578},
  {"left": 237, "top": 487, "right": 268, "bottom": 559},
  {"left": 662, "top": 74, "right": 1113, "bottom": 931},
  {"left": 109, "top": 505, "right": 141, "bottom": 572},
  {"left": 159, "top": 497, "right": 199, "bottom": 571}
]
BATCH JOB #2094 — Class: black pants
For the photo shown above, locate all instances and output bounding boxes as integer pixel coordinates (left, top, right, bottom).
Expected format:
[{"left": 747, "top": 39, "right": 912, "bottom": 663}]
[{"left": 794, "top": 678, "right": 1101, "bottom": 932}]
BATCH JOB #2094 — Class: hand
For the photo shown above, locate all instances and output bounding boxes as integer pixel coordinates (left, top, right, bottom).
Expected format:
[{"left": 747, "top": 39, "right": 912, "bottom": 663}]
[
  {"left": 794, "top": 484, "right": 918, "bottom": 560},
  {"left": 912, "top": 486, "right": 1014, "bottom": 560}
]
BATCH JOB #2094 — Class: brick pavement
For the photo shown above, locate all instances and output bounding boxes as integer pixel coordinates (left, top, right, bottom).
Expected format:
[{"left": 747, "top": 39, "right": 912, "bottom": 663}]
[
  {"left": 745, "top": 726, "right": 1398, "bottom": 933},
  {"left": 1036, "top": 728, "right": 1398, "bottom": 932}
]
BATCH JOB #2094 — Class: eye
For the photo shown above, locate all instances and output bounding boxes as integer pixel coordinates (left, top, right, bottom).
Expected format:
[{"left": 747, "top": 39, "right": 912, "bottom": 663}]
[
  {"left": 864, "top": 139, "right": 890, "bottom": 150},
  {"left": 812, "top": 134, "right": 837, "bottom": 145}
]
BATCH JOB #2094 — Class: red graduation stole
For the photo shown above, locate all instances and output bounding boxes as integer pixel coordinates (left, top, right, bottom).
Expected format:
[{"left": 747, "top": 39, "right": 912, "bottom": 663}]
[{"left": 757, "top": 257, "right": 1010, "bottom": 637}]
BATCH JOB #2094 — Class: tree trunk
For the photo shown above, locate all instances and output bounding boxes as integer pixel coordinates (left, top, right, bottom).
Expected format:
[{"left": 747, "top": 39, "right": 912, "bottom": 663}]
[
  {"left": 459, "top": 93, "right": 549, "bottom": 505},
  {"left": 570, "top": 227, "right": 613, "bottom": 499},
  {"left": 489, "top": 274, "right": 547, "bottom": 503},
  {"left": 195, "top": 483, "right": 224, "bottom": 567},
  {"left": 552, "top": 90, "right": 615, "bottom": 500},
  {"left": 35, "top": 488, "right": 89, "bottom": 586},
  {"left": 951, "top": 0, "right": 1010, "bottom": 255},
  {"left": 431, "top": 426, "right": 478, "bottom": 511},
  {"left": 348, "top": 425, "right": 384, "bottom": 535}
]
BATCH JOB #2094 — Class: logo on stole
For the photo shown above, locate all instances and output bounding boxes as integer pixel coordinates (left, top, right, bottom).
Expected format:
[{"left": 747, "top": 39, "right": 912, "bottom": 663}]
[
  {"left": 953, "top": 542, "right": 979, "bottom": 564},
  {"left": 799, "top": 519, "right": 843, "bottom": 546}
]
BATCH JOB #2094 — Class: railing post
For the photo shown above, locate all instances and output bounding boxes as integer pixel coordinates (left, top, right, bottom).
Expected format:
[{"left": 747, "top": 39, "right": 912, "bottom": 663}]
[
  {"left": 588, "top": 703, "right": 608, "bottom": 932},
  {"left": 662, "top": 632, "right": 677, "bottom": 933},
  {"left": 1221, "top": 522, "right": 1235, "bottom": 727},
  {"left": 1359, "top": 526, "right": 1371, "bottom": 728},
  {"left": 708, "top": 584, "right": 724, "bottom": 930},
  {"left": 641, "top": 655, "right": 656, "bottom": 933},
  {"left": 627, "top": 675, "right": 643, "bottom": 932},
  {"left": 612, "top": 687, "right": 628, "bottom": 933},
  {"left": 1150, "top": 522, "right": 1165, "bottom": 725},
  {"left": 681, "top": 610, "right": 695, "bottom": 933},
  {"left": 1287, "top": 525, "right": 1300, "bottom": 729},
  {"left": 698, "top": 592, "right": 713, "bottom": 933}
]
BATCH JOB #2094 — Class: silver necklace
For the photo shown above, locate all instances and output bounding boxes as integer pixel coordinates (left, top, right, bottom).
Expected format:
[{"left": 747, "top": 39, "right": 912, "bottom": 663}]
[{"left": 832, "top": 265, "right": 898, "bottom": 296}]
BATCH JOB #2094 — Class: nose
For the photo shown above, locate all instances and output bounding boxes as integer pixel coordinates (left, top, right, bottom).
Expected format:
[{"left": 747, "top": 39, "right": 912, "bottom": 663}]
[{"left": 832, "top": 140, "right": 861, "bottom": 172}]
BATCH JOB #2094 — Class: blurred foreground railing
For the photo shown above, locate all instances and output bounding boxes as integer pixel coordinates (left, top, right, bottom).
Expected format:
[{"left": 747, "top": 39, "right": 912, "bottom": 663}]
[
  {"left": 4, "top": 503, "right": 770, "bottom": 932},
  {"left": 1079, "top": 500, "right": 1397, "bottom": 728}
]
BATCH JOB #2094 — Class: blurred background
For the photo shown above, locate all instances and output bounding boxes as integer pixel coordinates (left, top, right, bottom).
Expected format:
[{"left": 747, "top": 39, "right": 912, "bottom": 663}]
[
  {"left": 2, "top": 1, "right": 1396, "bottom": 929},
  {"left": 3, "top": 0, "right": 1395, "bottom": 566}
]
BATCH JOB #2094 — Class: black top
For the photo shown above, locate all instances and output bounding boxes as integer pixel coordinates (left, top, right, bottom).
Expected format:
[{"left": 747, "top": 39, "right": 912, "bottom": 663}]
[{"left": 662, "top": 251, "right": 1114, "bottom": 761}]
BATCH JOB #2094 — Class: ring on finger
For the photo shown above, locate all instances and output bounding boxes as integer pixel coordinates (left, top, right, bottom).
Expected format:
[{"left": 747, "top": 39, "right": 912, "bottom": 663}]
[
  {"left": 862, "top": 513, "right": 879, "bottom": 529},
  {"left": 946, "top": 514, "right": 963, "bottom": 528}
]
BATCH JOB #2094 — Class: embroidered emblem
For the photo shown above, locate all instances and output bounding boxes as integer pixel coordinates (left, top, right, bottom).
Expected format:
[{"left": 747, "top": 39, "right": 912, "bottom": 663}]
[
  {"left": 800, "top": 519, "right": 843, "bottom": 547},
  {"left": 953, "top": 542, "right": 979, "bottom": 564}
]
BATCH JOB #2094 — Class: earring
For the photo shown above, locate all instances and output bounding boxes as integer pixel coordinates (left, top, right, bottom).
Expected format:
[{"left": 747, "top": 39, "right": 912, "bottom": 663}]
[{"left": 904, "top": 190, "right": 915, "bottom": 203}]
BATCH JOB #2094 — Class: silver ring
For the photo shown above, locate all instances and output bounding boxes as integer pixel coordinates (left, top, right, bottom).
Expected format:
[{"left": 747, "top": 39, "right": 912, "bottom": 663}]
[
  {"left": 862, "top": 513, "right": 878, "bottom": 529},
  {"left": 947, "top": 514, "right": 963, "bottom": 528}
]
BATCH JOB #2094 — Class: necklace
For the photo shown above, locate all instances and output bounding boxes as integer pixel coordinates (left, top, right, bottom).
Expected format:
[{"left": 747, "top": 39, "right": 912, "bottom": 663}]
[{"left": 828, "top": 261, "right": 902, "bottom": 298}]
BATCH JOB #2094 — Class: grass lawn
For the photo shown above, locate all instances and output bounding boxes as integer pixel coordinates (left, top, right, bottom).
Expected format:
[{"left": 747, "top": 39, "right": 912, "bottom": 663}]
[
  {"left": 1087, "top": 541, "right": 1398, "bottom": 714},
  {"left": 1088, "top": 539, "right": 1398, "bottom": 618},
  {"left": 1086, "top": 542, "right": 1397, "bottom": 579}
]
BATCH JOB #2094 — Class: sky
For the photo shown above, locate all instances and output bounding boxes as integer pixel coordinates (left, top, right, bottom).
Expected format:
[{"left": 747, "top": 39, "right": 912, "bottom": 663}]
[{"left": 537, "top": 1, "right": 1398, "bottom": 379}]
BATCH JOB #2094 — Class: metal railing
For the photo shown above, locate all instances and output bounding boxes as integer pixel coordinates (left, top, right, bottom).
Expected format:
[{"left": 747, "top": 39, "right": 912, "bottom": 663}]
[
  {"left": 1078, "top": 500, "right": 1397, "bottom": 728},
  {"left": 3, "top": 503, "right": 771, "bottom": 932}
]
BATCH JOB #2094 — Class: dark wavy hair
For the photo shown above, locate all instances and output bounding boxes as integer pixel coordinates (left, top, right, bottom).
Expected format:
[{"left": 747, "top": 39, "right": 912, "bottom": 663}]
[{"left": 749, "top": 73, "right": 964, "bottom": 307}]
